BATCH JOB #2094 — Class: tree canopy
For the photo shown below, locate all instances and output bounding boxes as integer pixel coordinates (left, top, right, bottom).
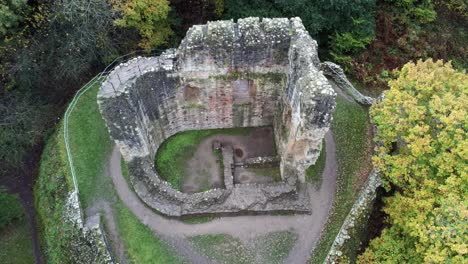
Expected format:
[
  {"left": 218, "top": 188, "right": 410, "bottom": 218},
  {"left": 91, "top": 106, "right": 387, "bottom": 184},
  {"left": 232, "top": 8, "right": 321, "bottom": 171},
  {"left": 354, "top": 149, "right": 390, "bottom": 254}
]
[
  {"left": 0, "top": 0, "right": 29, "bottom": 38},
  {"left": 360, "top": 59, "right": 467, "bottom": 262},
  {"left": 111, "top": 0, "right": 172, "bottom": 50}
]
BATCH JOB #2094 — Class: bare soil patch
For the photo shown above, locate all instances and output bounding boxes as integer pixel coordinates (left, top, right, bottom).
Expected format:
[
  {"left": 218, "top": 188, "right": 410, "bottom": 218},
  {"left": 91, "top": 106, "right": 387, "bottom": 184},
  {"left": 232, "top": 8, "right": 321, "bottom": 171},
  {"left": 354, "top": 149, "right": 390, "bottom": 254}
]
[{"left": 181, "top": 127, "right": 278, "bottom": 193}]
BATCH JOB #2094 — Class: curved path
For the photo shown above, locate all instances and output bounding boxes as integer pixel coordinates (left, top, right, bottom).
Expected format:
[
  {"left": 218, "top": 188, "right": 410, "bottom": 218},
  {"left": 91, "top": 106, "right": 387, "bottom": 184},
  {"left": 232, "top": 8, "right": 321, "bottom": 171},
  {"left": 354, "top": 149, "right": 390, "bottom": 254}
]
[{"left": 105, "top": 130, "right": 337, "bottom": 263}]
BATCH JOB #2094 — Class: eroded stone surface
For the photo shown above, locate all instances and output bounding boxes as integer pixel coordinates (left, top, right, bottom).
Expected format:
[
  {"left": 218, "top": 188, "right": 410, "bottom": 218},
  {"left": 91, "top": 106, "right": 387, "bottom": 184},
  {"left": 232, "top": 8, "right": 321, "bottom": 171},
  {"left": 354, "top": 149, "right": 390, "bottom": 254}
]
[{"left": 98, "top": 17, "right": 336, "bottom": 216}]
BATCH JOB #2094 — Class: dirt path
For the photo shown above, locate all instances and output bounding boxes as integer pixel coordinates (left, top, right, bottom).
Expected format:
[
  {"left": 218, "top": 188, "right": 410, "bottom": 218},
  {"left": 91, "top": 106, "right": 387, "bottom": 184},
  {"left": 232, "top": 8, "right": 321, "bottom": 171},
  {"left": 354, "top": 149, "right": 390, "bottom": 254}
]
[{"left": 106, "top": 129, "right": 337, "bottom": 263}]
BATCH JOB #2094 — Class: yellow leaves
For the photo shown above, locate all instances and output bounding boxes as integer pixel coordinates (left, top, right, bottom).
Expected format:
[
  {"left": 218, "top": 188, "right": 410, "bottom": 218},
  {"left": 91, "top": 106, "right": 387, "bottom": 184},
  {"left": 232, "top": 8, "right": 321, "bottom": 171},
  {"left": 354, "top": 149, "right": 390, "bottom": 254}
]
[
  {"left": 111, "top": 0, "right": 172, "bottom": 50},
  {"left": 367, "top": 59, "right": 468, "bottom": 263}
]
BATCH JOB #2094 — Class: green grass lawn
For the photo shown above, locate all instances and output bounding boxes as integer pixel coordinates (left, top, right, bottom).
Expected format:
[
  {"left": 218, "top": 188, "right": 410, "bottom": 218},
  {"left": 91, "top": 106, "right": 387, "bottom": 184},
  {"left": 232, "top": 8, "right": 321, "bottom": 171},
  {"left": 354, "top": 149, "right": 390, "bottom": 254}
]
[
  {"left": 155, "top": 127, "right": 253, "bottom": 191},
  {"left": 305, "top": 140, "right": 326, "bottom": 184},
  {"left": 190, "top": 231, "right": 297, "bottom": 264},
  {"left": 114, "top": 201, "right": 185, "bottom": 264},
  {"left": 67, "top": 80, "right": 113, "bottom": 208},
  {"left": 0, "top": 219, "right": 34, "bottom": 264},
  {"left": 309, "top": 95, "right": 371, "bottom": 263},
  {"left": 36, "top": 79, "right": 185, "bottom": 263},
  {"left": 190, "top": 234, "right": 255, "bottom": 263},
  {"left": 253, "top": 231, "right": 297, "bottom": 264}
]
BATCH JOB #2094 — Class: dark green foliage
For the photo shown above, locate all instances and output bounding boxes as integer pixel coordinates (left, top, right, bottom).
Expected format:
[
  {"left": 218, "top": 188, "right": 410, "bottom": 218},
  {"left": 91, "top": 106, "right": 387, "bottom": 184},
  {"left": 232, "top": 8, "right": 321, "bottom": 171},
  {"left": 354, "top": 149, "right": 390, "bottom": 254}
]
[
  {"left": 15, "top": 0, "right": 118, "bottom": 95},
  {"left": 385, "top": 0, "right": 436, "bottom": 25},
  {"left": 329, "top": 18, "right": 375, "bottom": 71},
  {"left": 0, "top": 92, "right": 51, "bottom": 171},
  {"left": 223, "top": 0, "right": 376, "bottom": 50},
  {"left": 0, "top": 188, "right": 23, "bottom": 229},
  {"left": 0, "top": 0, "right": 30, "bottom": 38}
]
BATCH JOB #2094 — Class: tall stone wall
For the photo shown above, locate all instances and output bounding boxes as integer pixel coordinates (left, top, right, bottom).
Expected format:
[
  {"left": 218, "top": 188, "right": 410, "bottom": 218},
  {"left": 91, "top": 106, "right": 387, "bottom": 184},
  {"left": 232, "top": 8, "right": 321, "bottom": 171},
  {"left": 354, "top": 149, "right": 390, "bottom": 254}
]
[{"left": 98, "top": 17, "right": 335, "bottom": 216}]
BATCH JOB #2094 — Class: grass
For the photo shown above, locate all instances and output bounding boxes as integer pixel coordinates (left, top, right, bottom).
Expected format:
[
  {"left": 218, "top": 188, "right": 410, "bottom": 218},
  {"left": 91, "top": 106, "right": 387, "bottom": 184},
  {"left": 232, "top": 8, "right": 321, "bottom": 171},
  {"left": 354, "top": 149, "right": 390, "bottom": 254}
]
[
  {"left": 253, "top": 231, "right": 297, "bottom": 264},
  {"left": 309, "top": 95, "right": 371, "bottom": 263},
  {"left": 36, "top": 80, "right": 185, "bottom": 262},
  {"left": 189, "top": 234, "right": 255, "bottom": 263},
  {"left": 0, "top": 189, "right": 33, "bottom": 264},
  {"left": 123, "top": 154, "right": 215, "bottom": 224},
  {"left": 305, "top": 140, "right": 326, "bottom": 184},
  {"left": 35, "top": 127, "right": 79, "bottom": 263},
  {"left": 190, "top": 231, "right": 297, "bottom": 264},
  {"left": 155, "top": 127, "right": 254, "bottom": 191},
  {"left": 0, "top": 219, "right": 34, "bottom": 264},
  {"left": 67, "top": 80, "right": 113, "bottom": 209},
  {"left": 114, "top": 201, "right": 185, "bottom": 264}
]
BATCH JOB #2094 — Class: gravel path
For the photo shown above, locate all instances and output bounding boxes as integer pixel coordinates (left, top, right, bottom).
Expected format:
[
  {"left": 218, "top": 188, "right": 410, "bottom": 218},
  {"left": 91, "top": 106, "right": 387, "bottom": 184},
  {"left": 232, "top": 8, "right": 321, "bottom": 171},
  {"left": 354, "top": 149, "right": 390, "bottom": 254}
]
[{"left": 105, "top": 129, "right": 337, "bottom": 263}]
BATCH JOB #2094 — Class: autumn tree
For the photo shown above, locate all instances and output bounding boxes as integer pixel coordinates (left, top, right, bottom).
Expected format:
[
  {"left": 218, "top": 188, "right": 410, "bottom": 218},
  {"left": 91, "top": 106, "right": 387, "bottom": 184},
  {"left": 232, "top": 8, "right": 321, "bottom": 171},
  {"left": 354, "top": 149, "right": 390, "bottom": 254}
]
[
  {"left": 111, "top": 0, "right": 173, "bottom": 51},
  {"left": 359, "top": 59, "right": 467, "bottom": 262}
]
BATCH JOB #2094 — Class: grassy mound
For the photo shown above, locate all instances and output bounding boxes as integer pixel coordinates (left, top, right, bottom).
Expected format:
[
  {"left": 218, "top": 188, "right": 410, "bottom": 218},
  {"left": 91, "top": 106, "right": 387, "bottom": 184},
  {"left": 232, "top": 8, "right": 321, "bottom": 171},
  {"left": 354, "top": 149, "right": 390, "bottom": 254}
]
[
  {"left": 35, "top": 80, "right": 184, "bottom": 263},
  {"left": 309, "top": 95, "right": 372, "bottom": 263}
]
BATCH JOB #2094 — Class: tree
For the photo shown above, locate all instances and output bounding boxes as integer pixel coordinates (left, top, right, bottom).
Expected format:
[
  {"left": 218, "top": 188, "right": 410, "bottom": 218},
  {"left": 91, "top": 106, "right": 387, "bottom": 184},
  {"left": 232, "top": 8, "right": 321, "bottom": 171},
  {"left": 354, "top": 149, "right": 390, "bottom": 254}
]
[
  {"left": 14, "top": 0, "right": 119, "bottom": 95},
  {"left": 360, "top": 59, "right": 467, "bottom": 262},
  {"left": 223, "top": 0, "right": 376, "bottom": 50},
  {"left": 0, "top": 0, "right": 30, "bottom": 38},
  {"left": 111, "top": 0, "right": 173, "bottom": 51},
  {"left": 388, "top": 0, "right": 437, "bottom": 25}
]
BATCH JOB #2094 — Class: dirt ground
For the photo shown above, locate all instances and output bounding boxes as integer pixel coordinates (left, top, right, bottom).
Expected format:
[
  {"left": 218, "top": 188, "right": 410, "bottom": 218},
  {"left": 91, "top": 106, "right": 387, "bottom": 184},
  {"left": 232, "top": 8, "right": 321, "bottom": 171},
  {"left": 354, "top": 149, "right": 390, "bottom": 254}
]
[{"left": 182, "top": 127, "right": 279, "bottom": 193}]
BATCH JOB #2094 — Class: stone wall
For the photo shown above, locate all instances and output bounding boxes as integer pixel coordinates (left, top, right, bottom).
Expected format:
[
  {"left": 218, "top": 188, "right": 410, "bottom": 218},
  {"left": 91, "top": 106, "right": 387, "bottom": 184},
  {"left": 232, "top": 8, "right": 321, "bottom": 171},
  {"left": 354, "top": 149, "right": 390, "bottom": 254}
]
[
  {"left": 98, "top": 17, "right": 335, "bottom": 216},
  {"left": 324, "top": 170, "right": 382, "bottom": 263}
]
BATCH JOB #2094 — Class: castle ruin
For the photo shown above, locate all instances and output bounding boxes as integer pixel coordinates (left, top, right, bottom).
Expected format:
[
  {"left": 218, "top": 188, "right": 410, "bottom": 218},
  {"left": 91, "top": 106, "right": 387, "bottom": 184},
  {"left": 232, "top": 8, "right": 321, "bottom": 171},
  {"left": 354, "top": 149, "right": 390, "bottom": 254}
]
[{"left": 98, "top": 17, "right": 336, "bottom": 216}]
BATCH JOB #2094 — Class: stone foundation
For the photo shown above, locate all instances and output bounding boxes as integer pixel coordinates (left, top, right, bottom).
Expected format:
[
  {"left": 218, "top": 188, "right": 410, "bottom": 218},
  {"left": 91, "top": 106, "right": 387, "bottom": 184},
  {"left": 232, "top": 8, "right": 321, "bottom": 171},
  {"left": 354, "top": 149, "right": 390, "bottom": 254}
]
[{"left": 98, "top": 17, "right": 335, "bottom": 216}]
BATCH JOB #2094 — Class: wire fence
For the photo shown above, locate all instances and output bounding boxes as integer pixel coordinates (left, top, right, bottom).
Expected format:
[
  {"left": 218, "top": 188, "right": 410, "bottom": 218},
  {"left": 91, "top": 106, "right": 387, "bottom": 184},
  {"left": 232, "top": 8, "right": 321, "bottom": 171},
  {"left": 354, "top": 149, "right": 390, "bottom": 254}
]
[{"left": 62, "top": 49, "right": 163, "bottom": 217}]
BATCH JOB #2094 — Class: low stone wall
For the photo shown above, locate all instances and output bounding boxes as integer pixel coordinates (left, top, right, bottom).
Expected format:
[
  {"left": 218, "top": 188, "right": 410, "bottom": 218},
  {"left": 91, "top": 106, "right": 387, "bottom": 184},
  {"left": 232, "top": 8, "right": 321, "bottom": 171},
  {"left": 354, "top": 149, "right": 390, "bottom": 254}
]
[
  {"left": 324, "top": 170, "right": 381, "bottom": 263},
  {"left": 222, "top": 146, "right": 234, "bottom": 189},
  {"left": 98, "top": 17, "right": 335, "bottom": 216},
  {"left": 321, "top": 62, "right": 375, "bottom": 105},
  {"left": 65, "top": 185, "right": 114, "bottom": 263}
]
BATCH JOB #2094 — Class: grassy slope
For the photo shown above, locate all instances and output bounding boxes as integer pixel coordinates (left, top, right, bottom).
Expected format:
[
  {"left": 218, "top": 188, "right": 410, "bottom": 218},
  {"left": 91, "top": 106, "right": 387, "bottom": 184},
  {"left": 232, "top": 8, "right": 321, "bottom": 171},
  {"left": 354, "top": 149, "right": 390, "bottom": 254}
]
[
  {"left": 309, "top": 95, "right": 371, "bottom": 263},
  {"left": 155, "top": 127, "right": 253, "bottom": 191},
  {"left": 67, "top": 81, "right": 113, "bottom": 208},
  {"left": 35, "top": 127, "right": 77, "bottom": 262},
  {"left": 0, "top": 219, "right": 34, "bottom": 264},
  {"left": 36, "top": 81, "right": 183, "bottom": 263},
  {"left": 118, "top": 160, "right": 185, "bottom": 263}
]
